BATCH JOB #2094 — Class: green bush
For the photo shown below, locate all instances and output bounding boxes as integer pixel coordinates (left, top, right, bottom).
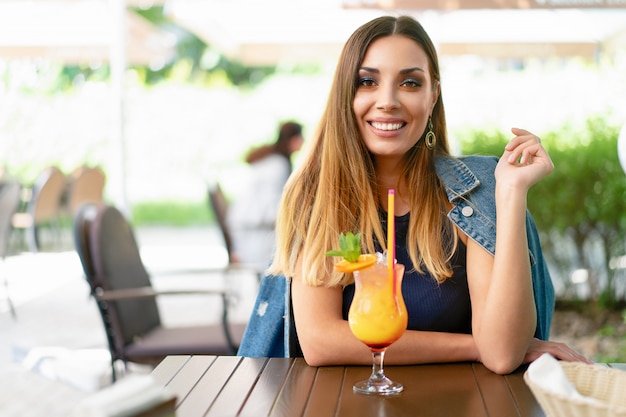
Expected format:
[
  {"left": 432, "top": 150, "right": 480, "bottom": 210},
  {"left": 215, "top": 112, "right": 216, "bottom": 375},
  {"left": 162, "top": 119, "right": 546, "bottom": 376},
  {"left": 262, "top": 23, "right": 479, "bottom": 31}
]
[{"left": 131, "top": 200, "right": 214, "bottom": 226}]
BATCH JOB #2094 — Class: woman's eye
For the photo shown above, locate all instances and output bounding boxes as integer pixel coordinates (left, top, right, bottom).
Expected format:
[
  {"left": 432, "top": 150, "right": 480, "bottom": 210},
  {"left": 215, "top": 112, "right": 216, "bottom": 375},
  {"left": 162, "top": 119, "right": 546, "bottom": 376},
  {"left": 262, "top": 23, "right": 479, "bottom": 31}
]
[
  {"left": 358, "top": 77, "right": 377, "bottom": 87},
  {"left": 401, "top": 78, "right": 422, "bottom": 88}
]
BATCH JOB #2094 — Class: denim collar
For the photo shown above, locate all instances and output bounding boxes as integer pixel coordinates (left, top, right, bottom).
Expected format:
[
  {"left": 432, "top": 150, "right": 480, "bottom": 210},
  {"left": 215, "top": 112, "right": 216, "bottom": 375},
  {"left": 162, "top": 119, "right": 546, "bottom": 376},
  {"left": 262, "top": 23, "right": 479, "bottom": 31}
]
[{"left": 434, "top": 155, "right": 481, "bottom": 203}]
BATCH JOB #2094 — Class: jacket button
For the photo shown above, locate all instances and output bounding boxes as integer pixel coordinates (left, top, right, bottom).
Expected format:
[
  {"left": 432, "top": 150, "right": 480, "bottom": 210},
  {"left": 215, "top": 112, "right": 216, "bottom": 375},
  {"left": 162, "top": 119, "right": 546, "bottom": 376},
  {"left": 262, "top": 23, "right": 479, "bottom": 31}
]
[{"left": 461, "top": 206, "right": 474, "bottom": 217}]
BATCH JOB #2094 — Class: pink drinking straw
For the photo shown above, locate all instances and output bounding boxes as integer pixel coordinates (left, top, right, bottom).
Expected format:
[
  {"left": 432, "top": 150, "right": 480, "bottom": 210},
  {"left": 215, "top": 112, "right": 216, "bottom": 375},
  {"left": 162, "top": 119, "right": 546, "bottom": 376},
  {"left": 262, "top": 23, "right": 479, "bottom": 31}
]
[{"left": 387, "top": 189, "right": 395, "bottom": 287}]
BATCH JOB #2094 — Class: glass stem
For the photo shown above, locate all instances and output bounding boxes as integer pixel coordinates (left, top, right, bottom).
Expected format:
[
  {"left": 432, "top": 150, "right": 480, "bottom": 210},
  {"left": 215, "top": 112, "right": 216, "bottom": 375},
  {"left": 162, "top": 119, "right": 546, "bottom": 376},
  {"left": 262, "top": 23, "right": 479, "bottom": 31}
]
[{"left": 370, "top": 349, "right": 387, "bottom": 381}]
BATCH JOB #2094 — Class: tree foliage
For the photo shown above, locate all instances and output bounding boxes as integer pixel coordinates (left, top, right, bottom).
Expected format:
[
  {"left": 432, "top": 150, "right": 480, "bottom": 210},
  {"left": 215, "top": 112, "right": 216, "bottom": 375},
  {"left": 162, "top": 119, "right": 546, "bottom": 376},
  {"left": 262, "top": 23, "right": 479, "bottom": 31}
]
[
  {"left": 133, "top": 6, "right": 277, "bottom": 87},
  {"left": 46, "top": 6, "right": 277, "bottom": 92}
]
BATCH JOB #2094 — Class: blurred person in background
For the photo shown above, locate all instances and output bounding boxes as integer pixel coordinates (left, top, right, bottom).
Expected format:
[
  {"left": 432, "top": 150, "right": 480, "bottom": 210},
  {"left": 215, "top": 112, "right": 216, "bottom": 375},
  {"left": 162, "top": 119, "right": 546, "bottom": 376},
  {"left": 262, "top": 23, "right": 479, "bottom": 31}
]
[{"left": 227, "top": 121, "right": 304, "bottom": 266}]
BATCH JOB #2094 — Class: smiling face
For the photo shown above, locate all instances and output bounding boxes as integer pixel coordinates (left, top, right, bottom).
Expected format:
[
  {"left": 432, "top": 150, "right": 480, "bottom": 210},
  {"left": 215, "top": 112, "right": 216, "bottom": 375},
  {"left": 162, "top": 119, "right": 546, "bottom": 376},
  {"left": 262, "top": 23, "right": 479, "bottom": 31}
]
[{"left": 353, "top": 35, "right": 439, "bottom": 163}]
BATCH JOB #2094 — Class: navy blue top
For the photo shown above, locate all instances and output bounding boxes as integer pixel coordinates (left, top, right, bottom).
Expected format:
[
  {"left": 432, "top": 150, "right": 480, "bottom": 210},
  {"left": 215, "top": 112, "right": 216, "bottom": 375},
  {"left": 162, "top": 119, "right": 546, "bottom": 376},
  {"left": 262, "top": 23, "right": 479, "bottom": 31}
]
[{"left": 342, "top": 212, "right": 472, "bottom": 334}]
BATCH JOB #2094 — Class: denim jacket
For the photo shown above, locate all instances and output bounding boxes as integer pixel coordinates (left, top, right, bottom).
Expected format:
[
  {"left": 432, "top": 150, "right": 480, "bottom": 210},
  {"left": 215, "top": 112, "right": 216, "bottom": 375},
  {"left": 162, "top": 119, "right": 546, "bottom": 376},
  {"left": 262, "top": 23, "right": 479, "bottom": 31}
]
[{"left": 237, "top": 155, "right": 555, "bottom": 358}]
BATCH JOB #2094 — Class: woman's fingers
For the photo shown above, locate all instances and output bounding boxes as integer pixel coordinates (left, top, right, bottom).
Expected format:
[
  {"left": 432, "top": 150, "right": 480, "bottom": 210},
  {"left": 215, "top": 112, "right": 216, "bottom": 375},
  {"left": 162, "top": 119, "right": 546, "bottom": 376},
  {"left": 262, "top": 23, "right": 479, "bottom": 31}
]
[
  {"left": 505, "top": 127, "right": 545, "bottom": 164},
  {"left": 524, "top": 339, "right": 593, "bottom": 365},
  {"left": 496, "top": 127, "right": 554, "bottom": 189}
]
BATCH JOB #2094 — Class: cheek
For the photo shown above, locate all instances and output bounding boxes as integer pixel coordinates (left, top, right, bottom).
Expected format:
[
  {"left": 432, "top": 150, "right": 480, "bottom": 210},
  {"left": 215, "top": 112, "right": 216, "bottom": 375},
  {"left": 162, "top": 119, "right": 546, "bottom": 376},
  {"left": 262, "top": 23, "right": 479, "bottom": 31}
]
[
  {"left": 352, "top": 95, "right": 369, "bottom": 119},
  {"left": 410, "top": 102, "right": 431, "bottom": 124}
]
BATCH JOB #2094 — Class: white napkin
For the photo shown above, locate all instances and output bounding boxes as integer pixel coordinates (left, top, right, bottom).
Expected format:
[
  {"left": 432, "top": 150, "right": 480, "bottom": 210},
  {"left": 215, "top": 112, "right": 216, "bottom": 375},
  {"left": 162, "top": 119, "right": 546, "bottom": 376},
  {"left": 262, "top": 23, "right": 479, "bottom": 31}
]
[
  {"left": 527, "top": 353, "right": 602, "bottom": 406},
  {"left": 69, "top": 374, "right": 175, "bottom": 417}
]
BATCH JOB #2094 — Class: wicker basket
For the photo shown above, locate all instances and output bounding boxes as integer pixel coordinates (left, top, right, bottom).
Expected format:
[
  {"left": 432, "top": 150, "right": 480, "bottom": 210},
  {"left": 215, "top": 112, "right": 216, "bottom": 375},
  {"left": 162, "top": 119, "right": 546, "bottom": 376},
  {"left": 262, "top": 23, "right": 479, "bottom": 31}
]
[{"left": 524, "top": 361, "right": 626, "bottom": 417}]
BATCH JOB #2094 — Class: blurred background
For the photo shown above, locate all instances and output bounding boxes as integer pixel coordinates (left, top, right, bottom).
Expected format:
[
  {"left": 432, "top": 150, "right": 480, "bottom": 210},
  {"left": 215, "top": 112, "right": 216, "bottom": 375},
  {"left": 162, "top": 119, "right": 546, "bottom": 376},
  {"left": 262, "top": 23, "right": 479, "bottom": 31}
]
[
  {"left": 2, "top": 0, "right": 626, "bottom": 383},
  {"left": 2, "top": 1, "right": 625, "bottom": 211}
]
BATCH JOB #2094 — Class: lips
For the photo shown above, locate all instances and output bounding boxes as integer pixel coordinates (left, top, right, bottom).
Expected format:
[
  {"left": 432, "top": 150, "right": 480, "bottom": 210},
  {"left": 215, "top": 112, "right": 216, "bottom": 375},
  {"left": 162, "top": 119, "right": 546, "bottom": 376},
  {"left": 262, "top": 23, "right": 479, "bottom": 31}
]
[{"left": 370, "top": 121, "right": 406, "bottom": 131}]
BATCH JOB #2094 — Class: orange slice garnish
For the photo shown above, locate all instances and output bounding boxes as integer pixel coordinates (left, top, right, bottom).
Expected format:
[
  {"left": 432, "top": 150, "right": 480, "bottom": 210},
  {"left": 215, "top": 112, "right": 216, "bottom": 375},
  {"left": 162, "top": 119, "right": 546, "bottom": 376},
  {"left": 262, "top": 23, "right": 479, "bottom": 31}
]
[{"left": 334, "top": 254, "right": 378, "bottom": 273}]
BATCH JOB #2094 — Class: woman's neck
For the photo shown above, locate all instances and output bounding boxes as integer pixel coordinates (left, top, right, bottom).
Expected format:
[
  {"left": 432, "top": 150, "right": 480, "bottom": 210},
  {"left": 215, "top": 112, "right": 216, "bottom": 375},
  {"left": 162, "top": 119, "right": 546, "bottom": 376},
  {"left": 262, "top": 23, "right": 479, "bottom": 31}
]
[
  {"left": 376, "top": 179, "right": 410, "bottom": 216},
  {"left": 375, "top": 156, "right": 410, "bottom": 215}
]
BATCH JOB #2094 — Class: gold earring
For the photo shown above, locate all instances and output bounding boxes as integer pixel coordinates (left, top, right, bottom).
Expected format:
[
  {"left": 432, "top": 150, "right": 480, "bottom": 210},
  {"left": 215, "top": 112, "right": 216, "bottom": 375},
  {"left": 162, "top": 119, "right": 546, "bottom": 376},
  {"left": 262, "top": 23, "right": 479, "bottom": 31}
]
[{"left": 425, "top": 117, "right": 436, "bottom": 150}]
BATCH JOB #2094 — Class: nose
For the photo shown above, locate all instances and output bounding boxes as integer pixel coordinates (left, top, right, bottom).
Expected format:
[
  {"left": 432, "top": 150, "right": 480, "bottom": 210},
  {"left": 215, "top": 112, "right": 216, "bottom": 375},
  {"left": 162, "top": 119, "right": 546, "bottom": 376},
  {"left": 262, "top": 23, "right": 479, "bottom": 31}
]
[{"left": 375, "top": 84, "right": 399, "bottom": 111}]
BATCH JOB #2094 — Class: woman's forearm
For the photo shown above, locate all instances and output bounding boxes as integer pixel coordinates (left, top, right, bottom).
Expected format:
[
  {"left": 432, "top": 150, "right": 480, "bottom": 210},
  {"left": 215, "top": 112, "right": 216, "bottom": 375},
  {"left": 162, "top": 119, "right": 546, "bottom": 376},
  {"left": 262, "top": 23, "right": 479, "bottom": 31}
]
[
  {"left": 473, "top": 184, "right": 536, "bottom": 374},
  {"left": 301, "top": 321, "right": 478, "bottom": 367},
  {"left": 386, "top": 330, "right": 478, "bottom": 365}
]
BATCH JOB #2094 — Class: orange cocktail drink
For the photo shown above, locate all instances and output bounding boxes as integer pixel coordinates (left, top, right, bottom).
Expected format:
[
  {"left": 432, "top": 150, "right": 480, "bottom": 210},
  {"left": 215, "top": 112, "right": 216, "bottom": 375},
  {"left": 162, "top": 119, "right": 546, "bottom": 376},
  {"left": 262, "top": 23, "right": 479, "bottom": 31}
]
[
  {"left": 349, "top": 262, "right": 407, "bottom": 350},
  {"left": 329, "top": 189, "right": 405, "bottom": 394}
]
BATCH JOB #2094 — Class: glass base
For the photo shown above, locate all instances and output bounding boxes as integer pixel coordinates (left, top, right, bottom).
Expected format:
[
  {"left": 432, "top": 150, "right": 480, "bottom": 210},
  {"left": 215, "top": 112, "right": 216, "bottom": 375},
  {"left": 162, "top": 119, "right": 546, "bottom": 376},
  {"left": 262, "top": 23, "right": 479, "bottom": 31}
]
[{"left": 353, "top": 376, "right": 404, "bottom": 395}]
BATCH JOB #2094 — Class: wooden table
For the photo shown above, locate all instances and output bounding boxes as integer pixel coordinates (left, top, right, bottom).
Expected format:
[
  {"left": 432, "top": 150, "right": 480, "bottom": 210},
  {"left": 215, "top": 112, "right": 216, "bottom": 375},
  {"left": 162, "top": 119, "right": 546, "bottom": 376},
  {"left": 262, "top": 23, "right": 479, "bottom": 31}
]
[{"left": 150, "top": 355, "right": 547, "bottom": 417}]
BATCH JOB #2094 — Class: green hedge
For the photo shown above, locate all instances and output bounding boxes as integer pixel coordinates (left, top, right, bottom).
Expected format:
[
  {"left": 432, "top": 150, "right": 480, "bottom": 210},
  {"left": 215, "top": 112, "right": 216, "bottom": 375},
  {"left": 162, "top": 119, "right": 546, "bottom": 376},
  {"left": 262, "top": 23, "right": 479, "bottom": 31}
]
[{"left": 131, "top": 201, "right": 214, "bottom": 226}]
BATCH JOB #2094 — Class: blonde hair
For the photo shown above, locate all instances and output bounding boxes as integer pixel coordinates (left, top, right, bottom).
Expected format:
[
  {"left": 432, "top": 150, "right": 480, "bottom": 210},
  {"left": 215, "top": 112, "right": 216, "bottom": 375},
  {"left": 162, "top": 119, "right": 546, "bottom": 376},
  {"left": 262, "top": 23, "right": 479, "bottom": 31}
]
[{"left": 268, "top": 16, "right": 457, "bottom": 286}]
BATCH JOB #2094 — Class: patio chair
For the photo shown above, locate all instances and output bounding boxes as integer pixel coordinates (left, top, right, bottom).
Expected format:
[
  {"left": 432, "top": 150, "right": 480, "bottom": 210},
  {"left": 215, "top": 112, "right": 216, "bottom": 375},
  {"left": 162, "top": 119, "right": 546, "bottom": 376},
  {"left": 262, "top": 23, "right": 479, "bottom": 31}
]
[
  {"left": 73, "top": 203, "right": 245, "bottom": 381},
  {"left": 207, "top": 181, "right": 264, "bottom": 281},
  {"left": 12, "top": 166, "right": 66, "bottom": 252},
  {"left": 0, "top": 181, "right": 22, "bottom": 319},
  {"left": 207, "top": 182, "right": 236, "bottom": 262},
  {"left": 64, "top": 165, "right": 106, "bottom": 216}
]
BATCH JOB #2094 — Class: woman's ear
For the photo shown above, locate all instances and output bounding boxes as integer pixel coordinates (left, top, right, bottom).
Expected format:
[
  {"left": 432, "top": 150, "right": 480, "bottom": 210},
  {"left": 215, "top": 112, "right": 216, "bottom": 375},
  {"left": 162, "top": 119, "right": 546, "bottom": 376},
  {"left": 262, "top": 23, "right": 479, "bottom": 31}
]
[{"left": 431, "top": 81, "right": 440, "bottom": 112}]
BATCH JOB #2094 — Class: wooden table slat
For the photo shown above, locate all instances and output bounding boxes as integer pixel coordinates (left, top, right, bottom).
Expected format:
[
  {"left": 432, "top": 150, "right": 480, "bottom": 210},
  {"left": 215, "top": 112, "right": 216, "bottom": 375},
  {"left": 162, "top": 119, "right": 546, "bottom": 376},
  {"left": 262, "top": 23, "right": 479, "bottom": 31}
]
[
  {"left": 176, "top": 355, "right": 243, "bottom": 417},
  {"left": 150, "top": 355, "right": 190, "bottom": 387},
  {"left": 219, "top": 357, "right": 290, "bottom": 417},
  {"left": 407, "top": 363, "right": 487, "bottom": 416},
  {"left": 303, "top": 364, "right": 345, "bottom": 417},
  {"left": 504, "top": 368, "right": 545, "bottom": 417},
  {"left": 229, "top": 358, "right": 292, "bottom": 417},
  {"left": 164, "top": 355, "right": 218, "bottom": 410},
  {"left": 266, "top": 358, "right": 318, "bottom": 417},
  {"left": 472, "top": 362, "right": 524, "bottom": 416},
  {"left": 337, "top": 366, "right": 393, "bottom": 417}
]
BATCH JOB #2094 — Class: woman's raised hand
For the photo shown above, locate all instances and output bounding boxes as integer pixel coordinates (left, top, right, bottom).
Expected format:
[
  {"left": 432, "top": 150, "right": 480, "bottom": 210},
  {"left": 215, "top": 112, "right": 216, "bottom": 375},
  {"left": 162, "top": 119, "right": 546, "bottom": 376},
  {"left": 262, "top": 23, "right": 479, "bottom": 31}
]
[{"left": 495, "top": 127, "right": 554, "bottom": 191}]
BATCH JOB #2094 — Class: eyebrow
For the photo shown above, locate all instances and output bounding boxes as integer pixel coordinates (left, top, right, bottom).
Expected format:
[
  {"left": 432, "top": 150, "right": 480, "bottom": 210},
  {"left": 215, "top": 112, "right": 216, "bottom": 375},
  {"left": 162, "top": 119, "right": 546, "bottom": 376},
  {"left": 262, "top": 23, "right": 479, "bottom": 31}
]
[{"left": 359, "top": 66, "right": 425, "bottom": 75}]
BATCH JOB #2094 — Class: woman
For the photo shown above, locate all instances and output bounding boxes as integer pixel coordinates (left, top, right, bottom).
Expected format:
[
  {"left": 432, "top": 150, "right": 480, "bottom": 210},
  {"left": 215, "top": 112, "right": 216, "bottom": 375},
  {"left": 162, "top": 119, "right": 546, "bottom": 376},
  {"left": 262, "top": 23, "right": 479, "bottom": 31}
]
[
  {"left": 227, "top": 121, "right": 304, "bottom": 266},
  {"left": 245, "top": 15, "right": 589, "bottom": 374}
]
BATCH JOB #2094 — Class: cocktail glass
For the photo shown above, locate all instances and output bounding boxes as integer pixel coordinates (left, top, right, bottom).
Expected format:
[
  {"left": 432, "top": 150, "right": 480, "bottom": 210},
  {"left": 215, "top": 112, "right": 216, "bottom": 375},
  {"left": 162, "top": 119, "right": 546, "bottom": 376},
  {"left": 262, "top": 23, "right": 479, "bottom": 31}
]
[{"left": 348, "top": 261, "right": 407, "bottom": 395}]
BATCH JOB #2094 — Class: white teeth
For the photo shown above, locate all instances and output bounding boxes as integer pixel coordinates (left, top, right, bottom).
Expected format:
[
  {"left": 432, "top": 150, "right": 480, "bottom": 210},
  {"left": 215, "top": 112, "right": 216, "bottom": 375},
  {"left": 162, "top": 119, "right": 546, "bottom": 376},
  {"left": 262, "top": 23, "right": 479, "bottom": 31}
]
[{"left": 371, "top": 122, "right": 404, "bottom": 131}]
